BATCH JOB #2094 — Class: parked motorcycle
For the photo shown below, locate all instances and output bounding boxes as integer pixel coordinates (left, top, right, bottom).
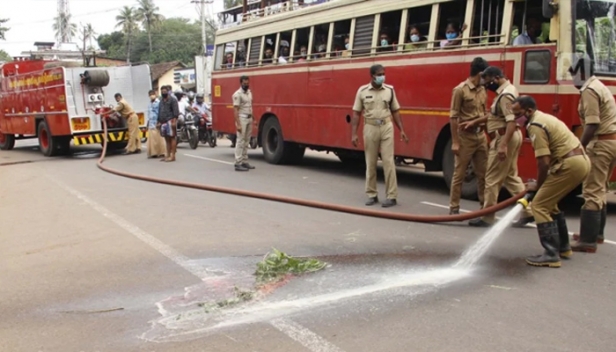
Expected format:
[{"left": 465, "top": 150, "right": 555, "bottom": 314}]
[
  {"left": 176, "top": 112, "right": 199, "bottom": 149},
  {"left": 195, "top": 113, "right": 217, "bottom": 148}
]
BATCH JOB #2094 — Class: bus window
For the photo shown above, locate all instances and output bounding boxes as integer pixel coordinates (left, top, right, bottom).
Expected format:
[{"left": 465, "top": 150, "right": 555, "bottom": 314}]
[
  {"left": 278, "top": 30, "right": 293, "bottom": 64},
  {"left": 329, "top": 19, "right": 352, "bottom": 58},
  {"left": 510, "top": 1, "right": 547, "bottom": 46},
  {"left": 236, "top": 39, "right": 248, "bottom": 67},
  {"left": 471, "top": 0, "right": 505, "bottom": 46},
  {"left": 216, "top": 43, "right": 235, "bottom": 70},
  {"left": 262, "top": 34, "right": 276, "bottom": 65},
  {"left": 524, "top": 50, "right": 550, "bottom": 83},
  {"left": 247, "top": 36, "right": 262, "bottom": 67},
  {"left": 214, "top": 44, "right": 224, "bottom": 70},
  {"left": 378, "top": 10, "right": 402, "bottom": 54},
  {"left": 313, "top": 24, "right": 330, "bottom": 59},
  {"left": 352, "top": 15, "right": 375, "bottom": 57},
  {"left": 574, "top": 0, "right": 616, "bottom": 74},
  {"left": 292, "top": 27, "right": 311, "bottom": 63},
  {"left": 438, "top": 0, "right": 468, "bottom": 50},
  {"left": 402, "top": 5, "right": 432, "bottom": 53}
]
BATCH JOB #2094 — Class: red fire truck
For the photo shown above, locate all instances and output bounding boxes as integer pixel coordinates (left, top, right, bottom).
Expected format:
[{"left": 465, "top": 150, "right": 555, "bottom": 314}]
[
  {"left": 0, "top": 59, "right": 151, "bottom": 156},
  {"left": 211, "top": 0, "right": 616, "bottom": 199}
]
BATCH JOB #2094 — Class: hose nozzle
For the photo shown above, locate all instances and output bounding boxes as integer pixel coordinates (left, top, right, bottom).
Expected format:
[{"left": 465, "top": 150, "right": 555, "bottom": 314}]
[{"left": 517, "top": 192, "right": 536, "bottom": 209}]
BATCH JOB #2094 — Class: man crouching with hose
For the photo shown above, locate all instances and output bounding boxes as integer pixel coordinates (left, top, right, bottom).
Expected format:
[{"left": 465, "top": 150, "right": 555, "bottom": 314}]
[{"left": 512, "top": 96, "right": 590, "bottom": 268}]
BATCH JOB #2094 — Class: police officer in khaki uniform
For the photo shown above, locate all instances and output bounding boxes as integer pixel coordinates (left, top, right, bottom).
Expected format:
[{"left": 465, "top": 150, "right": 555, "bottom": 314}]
[
  {"left": 448, "top": 57, "right": 489, "bottom": 214},
  {"left": 102, "top": 93, "right": 141, "bottom": 154},
  {"left": 351, "top": 64, "right": 409, "bottom": 207},
  {"left": 570, "top": 67, "right": 616, "bottom": 253},
  {"left": 463, "top": 66, "right": 534, "bottom": 227},
  {"left": 233, "top": 75, "right": 255, "bottom": 172},
  {"left": 512, "top": 96, "right": 590, "bottom": 268}
]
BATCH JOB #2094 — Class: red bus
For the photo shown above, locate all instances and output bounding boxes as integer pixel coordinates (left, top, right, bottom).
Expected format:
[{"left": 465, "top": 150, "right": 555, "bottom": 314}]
[{"left": 211, "top": 0, "right": 616, "bottom": 199}]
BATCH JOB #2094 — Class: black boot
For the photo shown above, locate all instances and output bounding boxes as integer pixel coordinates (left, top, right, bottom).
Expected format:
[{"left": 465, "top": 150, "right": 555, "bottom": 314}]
[
  {"left": 598, "top": 206, "right": 606, "bottom": 244},
  {"left": 526, "top": 221, "right": 561, "bottom": 268},
  {"left": 571, "top": 209, "right": 601, "bottom": 253},
  {"left": 552, "top": 212, "right": 572, "bottom": 259}
]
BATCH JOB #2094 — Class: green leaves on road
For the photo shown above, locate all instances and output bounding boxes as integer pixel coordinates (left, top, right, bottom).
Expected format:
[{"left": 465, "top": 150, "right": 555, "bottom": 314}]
[{"left": 255, "top": 248, "right": 328, "bottom": 284}]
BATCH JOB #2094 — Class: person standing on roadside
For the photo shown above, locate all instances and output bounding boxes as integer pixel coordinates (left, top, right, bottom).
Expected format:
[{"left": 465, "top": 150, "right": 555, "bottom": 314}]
[
  {"left": 512, "top": 96, "right": 590, "bottom": 268},
  {"left": 146, "top": 89, "right": 166, "bottom": 159},
  {"left": 569, "top": 57, "right": 616, "bottom": 253},
  {"left": 463, "top": 66, "right": 534, "bottom": 227},
  {"left": 448, "top": 57, "right": 489, "bottom": 215},
  {"left": 351, "top": 64, "right": 409, "bottom": 208},
  {"left": 157, "top": 86, "right": 180, "bottom": 162},
  {"left": 233, "top": 75, "right": 255, "bottom": 171}
]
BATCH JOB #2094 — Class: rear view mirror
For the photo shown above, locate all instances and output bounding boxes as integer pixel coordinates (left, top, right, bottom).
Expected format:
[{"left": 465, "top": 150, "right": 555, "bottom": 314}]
[{"left": 543, "top": 0, "right": 558, "bottom": 19}]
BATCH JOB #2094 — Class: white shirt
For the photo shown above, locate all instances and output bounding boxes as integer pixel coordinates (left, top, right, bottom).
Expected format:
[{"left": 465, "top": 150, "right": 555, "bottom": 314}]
[{"left": 178, "top": 97, "right": 190, "bottom": 116}]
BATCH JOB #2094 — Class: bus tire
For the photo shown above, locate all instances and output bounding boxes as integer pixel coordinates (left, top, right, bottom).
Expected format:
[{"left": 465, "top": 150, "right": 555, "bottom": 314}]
[
  {"left": 0, "top": 132, "right": 15, "bottom": 150},
  {"left": 442, "top": 139, "right": 479, "bottom": 201},
  {"left": 38, "top": 120, "right": 59, "bottom": 157}
]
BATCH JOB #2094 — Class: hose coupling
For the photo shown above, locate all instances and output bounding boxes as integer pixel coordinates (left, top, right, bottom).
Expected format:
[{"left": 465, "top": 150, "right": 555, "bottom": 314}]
[{"left": 517, "top": 192, "right": 536, "bottom": 209}]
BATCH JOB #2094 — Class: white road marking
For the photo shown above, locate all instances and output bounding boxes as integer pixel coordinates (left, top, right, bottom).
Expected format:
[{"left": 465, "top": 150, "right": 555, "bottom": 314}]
[
  {"left": 271, "top": 318, "right": 345, "bottom": 352},
  {"left": 49, "top": 176, "right": 344, "bottom": 351},
  {"left": 184, "top": 153, "right": 235, "bottom": 165},
  {"left": 420, "top": 201, "right": 616, "bottom": 245}
]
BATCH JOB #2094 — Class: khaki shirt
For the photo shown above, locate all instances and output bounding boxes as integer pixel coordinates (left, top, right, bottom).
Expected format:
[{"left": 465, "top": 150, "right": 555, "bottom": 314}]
[
  {"left": 232, "top": 87, "right": 253, "bottom": 117},
  {"left": 527, "top": 110, "right": 581, "bottom": 160},
  {"left": 578, "top": 76, "right": 616, "bottom": 136},
  {"left": 450, "top": 78, "right": 486, "bottom": 122},
  {"left": 487, "top": 80, "right": 518, "bottom": 132},
  {"left": 352, "top": 83, "right": 401, "bottom": 120},
  {"left": 114, "top": 98, "right": 136, "bottom": 118}
]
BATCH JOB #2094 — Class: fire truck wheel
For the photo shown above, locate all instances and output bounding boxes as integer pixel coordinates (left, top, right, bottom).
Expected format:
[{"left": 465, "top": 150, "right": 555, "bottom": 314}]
[
  {"left": 107, "top": 142, "right": 128, "bottom": 151},
  {"left": 442, "top": 138, "right": 479, "bottom": 201},
  {"left": 0, "top": 133, "right": 15, "bottom": 150},
  {"left": 37, "top": 121, "right": 59, "bottom": 157}
]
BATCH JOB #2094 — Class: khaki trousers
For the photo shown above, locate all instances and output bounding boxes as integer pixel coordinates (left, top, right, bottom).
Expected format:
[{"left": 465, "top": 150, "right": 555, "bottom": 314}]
[
  {"left": 582, "top": 139, "right": 616, "bottom": 211},
  {"left": 482, "top": 130, "right": 533, "bottom": 222},
  {"left": 234, "top": 116, "right": 252, "bottom": 165},
  {"left": 364, "top": 121, "right": 397, "bottom": 199},
  {"left": 126, "top": 114, "right": 141, "bottom": 152},
  {"left": 449, "top": 130, "right": 488, "bottom": 209},
  {"left": 147, "top": 128, "right": 166, "bottom": 157},
  {"left": 532, "top": 154, "right": 590, "bottom": 224}
]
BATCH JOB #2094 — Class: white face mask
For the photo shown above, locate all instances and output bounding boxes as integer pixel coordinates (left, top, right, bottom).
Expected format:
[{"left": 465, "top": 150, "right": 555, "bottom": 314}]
[{"left": 345, "top": 43, "right": 349, "bottom": 50}]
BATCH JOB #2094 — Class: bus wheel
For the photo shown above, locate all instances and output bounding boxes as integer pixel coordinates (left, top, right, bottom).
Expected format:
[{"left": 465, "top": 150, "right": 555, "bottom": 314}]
[
  {"left": 441, "top": 138, "right": 479, "bottom": 201},
  {"left": 0, "top": 132, "right": 15, "bottom": 150},
  {"left": 38, "top": 121, "right": 59, "bottom": 157},
  {"left": 261, "top": 117, "right": 304, "bottom": 164}
]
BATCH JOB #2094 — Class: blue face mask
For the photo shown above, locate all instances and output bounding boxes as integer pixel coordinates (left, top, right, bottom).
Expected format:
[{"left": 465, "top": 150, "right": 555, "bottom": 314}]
[
  {"left": 374, "top": 75, "right": 385, "bottom": 85},
  {"left": 410, "top": 34, "right": 420, "bottom": 43},
  {"left": 380, "top": 39, "right": 388, "bottom": 46},
  {"left": 446, "top": 32, "right": 457, "bottom": 41}
]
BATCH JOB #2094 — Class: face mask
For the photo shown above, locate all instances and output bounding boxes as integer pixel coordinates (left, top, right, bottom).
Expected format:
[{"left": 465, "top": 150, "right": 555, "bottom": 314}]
[
  {"left": 410, "top": 34, "right": 420, "bottom": 43},
  {"left": 161, "top": 93, "right": 168, "bottom": 99},
  {"left": 485, "top": 81, "right": 499, "bottom": 92},
  {"left": 301, "top": 51, "right": 306, "bottom": 57},
  {"left": 242, "top": 84, "right": 249, "bottom": 91},
  {"left": 380, "top": 39, "right": 388, "bottom": 46},
  {"left": 373, "top": 75, "right": 385, "bottom": 85},
  {"left": 515, "top": 111, "right": 530, "bottom": 127},
  {"left": 345, "top": 43, "right": 349, "bottom": 50},
  {"left": 446, "top": 32, "right": 457, "bottom": 41}
]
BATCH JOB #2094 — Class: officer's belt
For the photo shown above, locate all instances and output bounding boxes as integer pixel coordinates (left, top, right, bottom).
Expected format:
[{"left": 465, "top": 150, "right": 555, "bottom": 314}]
[
  {"left": 239, "top": 113, "right": 253, "bottom": 119},
  {"left": 597, "top": 133, "right": 616, "bottom": 141},
  {"left": 562, "top": 147, "right": 585, "bottom": 160},
  {"left": 364, "top": 117, "right": 391, "bottom": 126},
  {"left": 461, "top": 125, "right": 484, "bottom": 134}
]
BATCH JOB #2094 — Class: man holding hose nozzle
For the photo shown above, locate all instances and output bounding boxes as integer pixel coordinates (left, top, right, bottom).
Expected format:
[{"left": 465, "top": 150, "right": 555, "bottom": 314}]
[
  {"left": 462, "top": 66, "right": 534, "bottom": 227},
  {"left": 512, "top": 96, "right": 590, "bottom": 268}
]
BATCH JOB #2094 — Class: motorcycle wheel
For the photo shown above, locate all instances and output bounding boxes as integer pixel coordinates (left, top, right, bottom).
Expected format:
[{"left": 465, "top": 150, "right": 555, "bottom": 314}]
[
  {"left": 208, "top": 133, "right": 217, "bottom": 148},
  {"left": 189, "top": 129, "right": 199, "bottom": 149}
]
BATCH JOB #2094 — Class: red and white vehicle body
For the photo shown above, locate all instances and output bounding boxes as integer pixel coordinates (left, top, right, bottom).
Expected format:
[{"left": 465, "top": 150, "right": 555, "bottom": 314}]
[
  {"left": 211, "top": 0, "right": 616, "bottom": 198},
  {"left": 0, "top": 59, "right": 151, "bottom": 156}
]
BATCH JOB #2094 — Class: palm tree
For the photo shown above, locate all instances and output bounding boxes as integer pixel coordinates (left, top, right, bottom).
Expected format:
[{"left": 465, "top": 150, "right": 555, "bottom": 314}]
[
  {"left": 79, "top": 23, "right": 97, "bottom": 52},
  {"left": 116, "top": 6, "right": 139, "bottom": 63},
  {"left": 0, "top": 18, "right": 9, "bottom": 40},
  {"left": 136, "top": 0, "right": 163, "bottom": 53},
  {"left": 53, "top": 13, "right": 77, "bottom": 43}
]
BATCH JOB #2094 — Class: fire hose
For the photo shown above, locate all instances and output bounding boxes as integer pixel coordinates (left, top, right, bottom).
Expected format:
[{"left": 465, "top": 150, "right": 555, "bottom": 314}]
[{"left": 97, "top": 119, "right": 529, "bottom": 223}]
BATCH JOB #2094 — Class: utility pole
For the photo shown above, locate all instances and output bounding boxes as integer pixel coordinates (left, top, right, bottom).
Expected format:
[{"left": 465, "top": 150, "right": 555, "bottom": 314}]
[{"left": 191, "top": 0, "right": 214, "bottom": 96}]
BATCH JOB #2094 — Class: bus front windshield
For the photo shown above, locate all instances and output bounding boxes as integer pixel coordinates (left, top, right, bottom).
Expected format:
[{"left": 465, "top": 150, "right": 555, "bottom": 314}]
[{"left": 575, "top": 0, "right": 616, "bottom": 74}]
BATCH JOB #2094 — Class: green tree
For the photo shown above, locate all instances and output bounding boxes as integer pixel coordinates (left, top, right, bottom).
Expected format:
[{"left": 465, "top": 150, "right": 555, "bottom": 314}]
[
  {"left": 136, "top": 0, "right": 164, "bottom": 53},
  {"left": 0, "top": 49, "right": 11, "bottom": 62},
  {"left": 79, "top": 23, "right": 97, "bottom": 52},
  {"left": 97, "top": 31, "right": 126, "bottom": 58},
  {"left": 53, "top": 13, "right": 77, "bottom": 42},
  {"left": 134, "top": 18, "right": 205, "bottom": 65},
  {"left": 224, "top": 0, "right": 242, "bottom": 9},
  {"left": 0, "top": 18, "right": 9, "bottom": 40},
  {"left": 116, "top": 6, "right": 140, "bottom": 63}
]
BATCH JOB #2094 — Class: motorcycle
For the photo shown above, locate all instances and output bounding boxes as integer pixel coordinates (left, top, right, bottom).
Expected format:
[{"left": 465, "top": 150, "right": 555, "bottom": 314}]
[
  {"left": 176, "top": 112, "right": 199, "bottom": 150},
  {"left": 195, "top": 113, "right": 217, "bottom": 148}
]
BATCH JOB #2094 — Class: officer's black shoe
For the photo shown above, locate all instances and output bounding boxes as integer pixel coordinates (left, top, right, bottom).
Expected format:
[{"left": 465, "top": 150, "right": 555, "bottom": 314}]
[
  {"left": 552, "top": 212, "right": 572, "bottom": 259},
  {"left": 598, "top": 206, "right": 607, "bottom": 244},
  {"left": 526, "top": 221, "right": 561, "bottom": 268},
  {"left": 234, "top": 164, "right": 249, "bottom": 171},
  {"left": 382, "top": 199, "right": 397, "bottom": 208},
  {"left": 571, "top": 209, "right": 601, "bottom": 253},
  {"left": 512, "top": 216, "right": 535, "bottom": 228},
  {"left": 449, "top": 208, "right": 460, "bottom": 215},
  {"left": 242, "top": 163, "right": 255, "bottom": 170},
  {"left": 468, "top": 218, "right": 491, "bottom": 227},
  {"left": 365, "top": 197, "right": 378, "bottom": 206}
]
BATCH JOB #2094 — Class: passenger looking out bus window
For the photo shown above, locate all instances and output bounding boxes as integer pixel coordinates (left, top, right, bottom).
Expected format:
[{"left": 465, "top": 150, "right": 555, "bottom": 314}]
[
  {"left": 441, "top": 23, "right": 467, "bottom": 49},
  {"left": 278, "top": 40, "right": 290, "bottom": 64},
  {"left": 513, "top": 17, "right": 543, "bottom": 45},
  {"left": 223, "top": 52, "right": 234, "bottom": 69},
  {"left": 297, "top": 45, "right": 308, "bottom": 62},
  {"left": 236, "top": 46, "right": 246, "bottom": 67},
  {"left": 378, "top": 32, "right": 395, "bottom": 52},
  {"left": 263, "top": 47, "right": 274, "bottom": 64},
  {"left": 404, "top": 25, "right": 427, "bottom": 52}
]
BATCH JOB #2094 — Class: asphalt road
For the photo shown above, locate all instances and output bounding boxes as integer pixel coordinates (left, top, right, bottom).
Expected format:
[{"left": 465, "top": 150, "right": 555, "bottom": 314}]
[{"left": 1, "top": 138, "right": 615, "bottom": 352}]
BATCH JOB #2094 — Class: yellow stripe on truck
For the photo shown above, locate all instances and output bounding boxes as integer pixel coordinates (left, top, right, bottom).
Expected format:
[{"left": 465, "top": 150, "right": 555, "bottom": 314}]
[{"left": 72, "top": 130, "right": 149, "bottom": 146}]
